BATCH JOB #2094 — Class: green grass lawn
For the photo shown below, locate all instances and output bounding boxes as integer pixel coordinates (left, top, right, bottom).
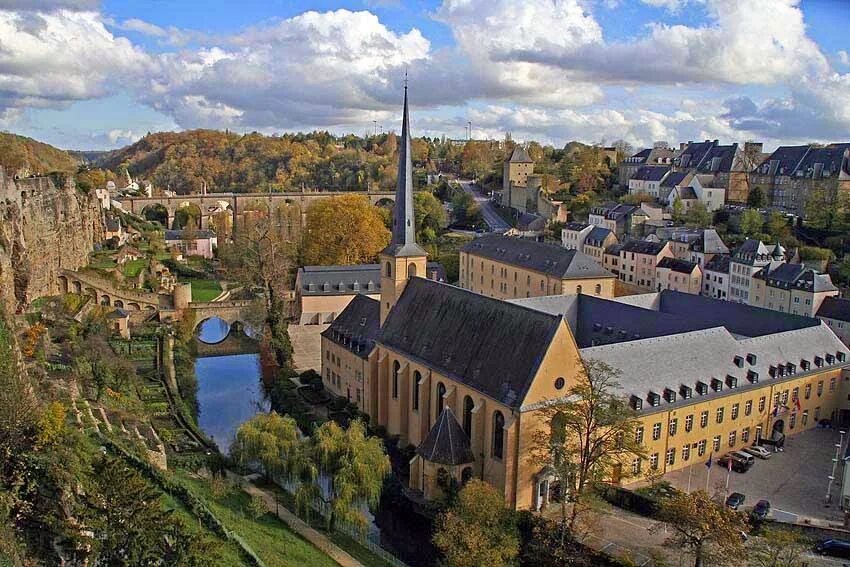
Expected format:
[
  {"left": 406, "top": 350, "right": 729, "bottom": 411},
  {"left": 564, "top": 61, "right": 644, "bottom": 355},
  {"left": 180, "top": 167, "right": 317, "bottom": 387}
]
[
  {"left": 122, "top": 259, "right": 147, "bottom": 278},
  {"left": 182, "top": 279, "right": 223, "bottom": 302},
  {"left": 160, "top": 491, "right": 248, "bottom": 566},
  {"left": 176, "top": 474, "right": 339, "bottom": 567}
]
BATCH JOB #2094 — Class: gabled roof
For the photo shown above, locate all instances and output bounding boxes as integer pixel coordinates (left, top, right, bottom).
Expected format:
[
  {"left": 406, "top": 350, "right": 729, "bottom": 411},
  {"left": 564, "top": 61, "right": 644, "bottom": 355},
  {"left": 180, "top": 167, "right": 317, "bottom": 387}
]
[
  {"left": 694, "top": 144, "right": 738, "bottom": 173},
  {"left": 660, "top": 170, "right": 690, "bottom": 188},
  {"left": 298, "top": 263, "right": 445, "bottom": 296},
  {"left": 564, "top": 221, "right": 591, "bottom": 232},
  {"left": 508, "top": 146, "right": 534, "bottom": 163},
  {"left": 657, "top": 257, "right": 699, "bottom": 274},
  {"left": 675, "top": 141, "right": 717, "bottom": 169},
  {"left": 795, "top": 143, "right": 850, "bottom": 179},
  {"left": 321, "top": 295, "right": 380, "bottom": 359},
  {"left": 704, "top": 254, "right": 731, "bottom": 273},
  {"left": 620, "top": 239, "right": 668, "bottom": 256},
  {"left": 416, "top": 407, "right": 474, "bottom": 466},
  {"left": 462, "top": 234, "right": 614, "bottom": 280},
  {"left": 586, "top": 227, "right": 614, "bottom": 247},
  {"left": 378, "top": 278, "right": 562, "bottom": 407},
  {"left": 632, "top": 166, "right": 670, "bottom": 182},
  {"left": 818, "top": 296, "right": 850, "bottom": 322},
  {"left": 758, "top": 145, "right": 811, "bottom": 176},
  {"left": 690, "top": 229, "right": 729, "bottom": 255}
]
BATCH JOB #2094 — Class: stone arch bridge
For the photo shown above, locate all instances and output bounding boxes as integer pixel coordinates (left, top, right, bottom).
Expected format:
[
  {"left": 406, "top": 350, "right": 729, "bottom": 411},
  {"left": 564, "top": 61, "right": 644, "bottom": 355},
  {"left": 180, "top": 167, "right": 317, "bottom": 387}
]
[
  {"left": 188, "top": 300, "right": 256, "bottom": 331},
  {"left": 59, "top": 269, "right": 163, "bottom": 312},
  {"left": 118, "top": 190, "right": 396, "bottom": 230}
]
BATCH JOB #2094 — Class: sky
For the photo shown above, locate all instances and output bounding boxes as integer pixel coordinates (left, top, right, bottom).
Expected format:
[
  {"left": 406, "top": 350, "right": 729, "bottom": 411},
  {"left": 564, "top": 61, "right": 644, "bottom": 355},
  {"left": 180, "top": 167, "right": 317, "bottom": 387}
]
[{"left": 1, "top": 0, "right": 849, "bottom": 151}]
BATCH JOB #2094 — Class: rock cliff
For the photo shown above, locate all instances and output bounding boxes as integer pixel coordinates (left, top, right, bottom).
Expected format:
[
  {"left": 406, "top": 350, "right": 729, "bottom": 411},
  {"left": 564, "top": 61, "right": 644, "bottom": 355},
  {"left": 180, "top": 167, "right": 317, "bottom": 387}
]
[{"left": 0, "top": 167, "right": 102, "bottom": 313}]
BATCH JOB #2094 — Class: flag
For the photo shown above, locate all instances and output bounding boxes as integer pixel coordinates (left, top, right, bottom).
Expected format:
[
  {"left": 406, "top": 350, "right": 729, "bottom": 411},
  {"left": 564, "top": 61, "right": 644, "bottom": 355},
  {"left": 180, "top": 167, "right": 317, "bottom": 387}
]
[
  {"left": 727, "top": 457, "right": 733, "bottom": 472},
  {"left": 795, "top": 398, "right": 802, "bottom": 412},
  {"left": 706, "top": 455, "right": 712, "bottom": 469},
  {"left": 773, "top": 405, "right": 779, "bottom": 417}
]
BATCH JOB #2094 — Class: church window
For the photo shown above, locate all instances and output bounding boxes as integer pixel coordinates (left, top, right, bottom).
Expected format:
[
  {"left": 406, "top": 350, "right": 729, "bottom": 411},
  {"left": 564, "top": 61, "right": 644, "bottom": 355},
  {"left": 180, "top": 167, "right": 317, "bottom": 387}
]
[
  {"left": 385, "top": 261, "right": 392, "bottom": 277},
  {"left": 492, "top": 411, "right": 505, "bottom": 459},
  {"left": 436, "top": 382, "right": 446, "bottom": 419},
  {"left": 392, "top": 361, "right": 400, "bottom": 399},
  {"left": 413, "top": 371, "right": 422, "bottom": 411},
  {"left": 463, "top": 396, "right": 474, "bottom": 438},
  {"left": 408, "top": 263, "right": 417, "bottom": 277}
]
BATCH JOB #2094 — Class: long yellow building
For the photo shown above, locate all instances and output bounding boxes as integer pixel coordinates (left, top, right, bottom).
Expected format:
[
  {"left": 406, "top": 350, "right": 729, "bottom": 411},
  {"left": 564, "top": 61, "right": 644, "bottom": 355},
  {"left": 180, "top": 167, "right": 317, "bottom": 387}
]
[{"left": 320, "top": 82, "right": 850, "bottom": 512}]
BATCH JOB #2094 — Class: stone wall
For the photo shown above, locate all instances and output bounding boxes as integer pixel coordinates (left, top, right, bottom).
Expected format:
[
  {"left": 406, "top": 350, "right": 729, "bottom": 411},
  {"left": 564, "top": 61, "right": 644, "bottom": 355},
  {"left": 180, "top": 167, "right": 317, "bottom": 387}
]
[{"left": 0, "top": 167, "right": 102, "bottom": 313}]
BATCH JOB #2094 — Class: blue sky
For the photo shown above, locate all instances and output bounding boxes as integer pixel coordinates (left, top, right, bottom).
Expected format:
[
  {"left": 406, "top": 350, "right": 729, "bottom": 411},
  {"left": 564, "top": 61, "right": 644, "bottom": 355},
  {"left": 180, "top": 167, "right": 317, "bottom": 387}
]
[{"left": 1, "top": 0, "right": 848, "bottom": 151}]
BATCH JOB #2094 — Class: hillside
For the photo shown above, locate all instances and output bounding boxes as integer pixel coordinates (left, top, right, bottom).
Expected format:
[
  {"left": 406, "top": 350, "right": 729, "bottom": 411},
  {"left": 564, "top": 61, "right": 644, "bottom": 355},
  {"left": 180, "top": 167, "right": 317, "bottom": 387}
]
[
  {"left": 95, "top": 129, "right": 405, "bottom": 195},
  {"left": 0, "top": 132, "right": 79, "bottom": 176}
]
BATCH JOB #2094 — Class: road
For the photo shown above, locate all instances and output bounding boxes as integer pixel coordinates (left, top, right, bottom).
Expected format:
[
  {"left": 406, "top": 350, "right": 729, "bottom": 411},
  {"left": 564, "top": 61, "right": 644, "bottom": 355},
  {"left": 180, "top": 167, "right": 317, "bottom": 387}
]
[{"left": 457, "top": 179, "right": 511, "bottom": 232}]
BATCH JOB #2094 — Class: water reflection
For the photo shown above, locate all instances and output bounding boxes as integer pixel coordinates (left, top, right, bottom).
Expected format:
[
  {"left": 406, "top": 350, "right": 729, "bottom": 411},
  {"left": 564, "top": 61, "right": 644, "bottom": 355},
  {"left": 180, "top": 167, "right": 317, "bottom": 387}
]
[
  {"left": 197, "top": 317, "right": 231, "bottom": 344},
  {"left": 195, "top": 353, "right": 269, "bottom": 452}
]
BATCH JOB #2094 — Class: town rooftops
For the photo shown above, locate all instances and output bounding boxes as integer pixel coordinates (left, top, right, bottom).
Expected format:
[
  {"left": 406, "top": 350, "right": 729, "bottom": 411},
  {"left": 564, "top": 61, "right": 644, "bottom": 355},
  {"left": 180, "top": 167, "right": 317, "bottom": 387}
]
[
  {"left": 632, "top": 166, "right": 670, "bottom": 182},
  {"left": 512, "top": 290, "right": 847, "bottom": 413},
  {"left": 757, "top": 265, "right": 839, "bottom": 294},
  {"left": 591, "top": 203, "right": 639, "bottom": 221},
  {"left": 164, "top": 229, "right": 216, "bottom": 240},
  {"left": 462, "top": 234, "right": 614, "bottom": 280},
  {"left": 563, "top": 221, "right": 591, "bottom": 232},
  {"left": 733, "top": 239, "right": 784, "bottom": 265},
  {"left": 675, "top": 140, "right": 717, "bottom": 169},
  {"left": 657, "top": 257, "right": 699, "bottom": 274},
  {"left": 416, "top": 407, "right": 475, "bottom": 465},
  {"left": 818, "top": 296, "right": 850, "bottom": 322},
  {"left": 704, "top": 254, "right": 731, "bottom": 273},
  {"left": 298, "top": 262, "right": 446, "bottom": 296},
  {"left": 508, "top": 146, "right": 533, "bottom": 163},
  {"left": 620, "top": 239, "right": 668, "bottom": 256},
  {"left": 660, "top": 170, "right": 691, "bottom": 188},
  {"left": 379, "top": 277, "right": 562, "bottom": 407},
  {"left": 585, "top": 227, "right": 614, "bottom": 247},
  {"left": 695, "top": 143, "right": 739, "bottom": 173},
  {"left": 321, "top": 294, "right": 380, "bottom": 359},
  {"left": 795, "top": 143, "right": 850, "bottom": 179},
  {"left": 690, "top": 229, "right": 729, "bottom": 255}
]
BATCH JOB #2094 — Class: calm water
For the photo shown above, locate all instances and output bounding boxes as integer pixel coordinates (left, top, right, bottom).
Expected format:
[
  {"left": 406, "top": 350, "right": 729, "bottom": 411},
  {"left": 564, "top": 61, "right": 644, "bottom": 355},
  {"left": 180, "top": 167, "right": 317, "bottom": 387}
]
[{"left": 195, "top": 353, "right": 269, "bottom": 453}]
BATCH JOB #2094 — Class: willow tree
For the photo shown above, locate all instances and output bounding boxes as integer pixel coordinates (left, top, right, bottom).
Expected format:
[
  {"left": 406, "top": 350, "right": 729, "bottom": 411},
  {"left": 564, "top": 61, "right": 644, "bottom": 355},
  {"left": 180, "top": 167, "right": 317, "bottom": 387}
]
[
  {"left": 532, "top": 358, "right": 644, "bottom": 537},
  {"left": 296, "top": 420, "right": 389, "bottom": 533},
  {"left": 232, "top": 412, "right": 303, "bottom": 482}
]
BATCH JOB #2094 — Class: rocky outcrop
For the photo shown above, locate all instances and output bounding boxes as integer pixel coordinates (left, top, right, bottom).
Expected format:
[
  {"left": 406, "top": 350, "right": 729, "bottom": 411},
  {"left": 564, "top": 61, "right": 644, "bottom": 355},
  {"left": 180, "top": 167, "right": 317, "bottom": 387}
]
[{"left": 0, "top": 167, "right": 102, "bottom": 313}]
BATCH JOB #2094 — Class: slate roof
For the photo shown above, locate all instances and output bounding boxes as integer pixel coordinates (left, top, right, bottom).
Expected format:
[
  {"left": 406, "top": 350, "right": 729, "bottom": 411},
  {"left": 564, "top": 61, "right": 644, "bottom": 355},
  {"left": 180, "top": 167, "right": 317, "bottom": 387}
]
[
  {"left": 416, "top": 407, "right": 475, "bottom": 466},
  {"left": 796, "top": 143, "right": 850, "bottom": 179},
  {"left": 378, "top": 277, "right": 562, "bottom": 407},
  {"left": 591, "top": 203, "right": 639, "bottom": 221},
  {"left": 164, "top": 229, "right": 216, "bottom": 240},
  {"left": 732, "top": 239, "right": 782, "bottom": 265},
  {"left": 508, "top": 146, "right": 534, "bottom": 163},
  {"left": 585, "top": 227, "right": 614, "bottom": 247},
  {"left": 462, "top": 234, "right": 614, "bottom": 280},
  {"left": 657, "top": 257, "right": 699, "bottom": 274},
  {"left": 660, "top": 170, "right": 690, "bottom": 188},
  {"left": 620, "top": 240, "right": 668, "bottom": 256},
  {"left": 675, "top": 141, "right": 716, "bottom": 169},
  {"left": 298, "top": 263, "right": 445, "bottom": 296},
  {"left": 694, "top": 144, "right": 738, "bottom": 173},
  {"left": 632, "top": 166, "right": 670, "bottom": 182},
  {"left": 564, "top": 221, "right": 591, "bottom": 232},
  {"left": 321, "top": 295, "right": 380, "bottom": 359},
  {"left": 754, "top": 262, "right": 805, "bottom": 286},
  {"left": 105, "top": 218, "right": 121, "bottom": 231},
  {"left": 818, "top": 296, "right": 850, "bottom": 322},
  {"left": 690, "top": 229, "right": 729, "bottom": 255},
  {"left": 676, "top": 186, "right": 698, "bottom": 200},
  {"left": 604, "top": 243, "right": 624, "bottom": 256},
  {"left": 758, "top": 145, "right": 811, "bottom": 176},
  {"left": 704, "top": 254, "right": 731, "bottom": 273}
]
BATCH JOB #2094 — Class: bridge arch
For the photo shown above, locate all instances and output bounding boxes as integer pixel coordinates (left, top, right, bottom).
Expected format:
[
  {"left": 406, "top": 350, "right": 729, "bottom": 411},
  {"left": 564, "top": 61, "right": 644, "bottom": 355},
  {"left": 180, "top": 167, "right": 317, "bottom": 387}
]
[
  {"left": 141, "top": 203, "right": 170, "bottom": 227},
  {"left": 174, "top": 202, "right": 203, "bottom": 230},
  {"left": 58, "top": 275, "right": 68, "bottom": 294},
  {"left": 375, "top": 197, "right": 395, "bottom": 207}
]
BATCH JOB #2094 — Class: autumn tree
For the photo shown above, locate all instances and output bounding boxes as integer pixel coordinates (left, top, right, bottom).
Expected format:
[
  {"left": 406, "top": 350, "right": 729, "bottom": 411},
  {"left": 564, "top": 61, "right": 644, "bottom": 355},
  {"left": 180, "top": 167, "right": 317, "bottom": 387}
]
[
  {"left": 532, "top": 359, "right": 644, "bottom": 538},
  {"left": 746, "top": 527, "right": 810, "bottom": 567},
  {"left": 433, "top": 479, "right": 520, "bottom": 567},
  {"left": 766, "top": 211, "right": 791, "bottom": 241},
  {"left": 414, "top": 191, "right": 447, "bottom": 242},
  {"left": 302, "top": 194, "right": 390, "bottom": 265},
  {"left": 654, "top": 490, "right": 748, "bottom": 567},
  {"left": 686, "top": 202, "right": 713, "bottom": 228},
  {"left": 296, "top": 420, "right": 389, "bottom": 533},
  {"left": 232, "top": 412, "right": 303, "bottom": 483},
  {"left": 461, "top": 141, "right": 496, "bottom": 181},
  {"left": 739, "top": 209, "right": 765, "bottom": 236}
]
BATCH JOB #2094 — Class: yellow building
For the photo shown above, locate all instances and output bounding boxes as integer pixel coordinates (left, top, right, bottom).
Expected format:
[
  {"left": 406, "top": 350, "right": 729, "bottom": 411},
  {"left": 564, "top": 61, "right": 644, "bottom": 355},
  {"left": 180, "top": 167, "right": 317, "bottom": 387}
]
[
  {"left": 655, "top": 257, "right": 702, "bottom": 294},
  {"left": 618, "top": 240, "right": 673, "bottom": 292},
  {"left": 459, "top": 234, "right": 616, "bottom": 300},
  {"left": 321, "top": 81, "right": 850, "bottom": 513},
  {"left": 749, "top": 262, "right": 838, "bottom": 317}
]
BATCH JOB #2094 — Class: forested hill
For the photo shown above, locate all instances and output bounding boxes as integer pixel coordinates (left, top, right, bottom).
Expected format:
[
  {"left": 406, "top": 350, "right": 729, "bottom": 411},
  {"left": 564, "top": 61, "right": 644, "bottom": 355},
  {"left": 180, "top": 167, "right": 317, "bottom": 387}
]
[
  {"left": 0, "top": 132, "right": 79, "bottom": 176},
  {"left": 94, "top": 129, "right": 413, "bottom": 195}
]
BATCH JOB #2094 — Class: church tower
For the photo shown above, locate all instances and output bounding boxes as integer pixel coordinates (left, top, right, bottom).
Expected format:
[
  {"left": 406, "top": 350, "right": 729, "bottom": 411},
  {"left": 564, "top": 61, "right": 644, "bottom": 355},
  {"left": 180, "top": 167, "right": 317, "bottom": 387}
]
[{"left": 380, "top": 79, "right": 427, "bottom": 325}]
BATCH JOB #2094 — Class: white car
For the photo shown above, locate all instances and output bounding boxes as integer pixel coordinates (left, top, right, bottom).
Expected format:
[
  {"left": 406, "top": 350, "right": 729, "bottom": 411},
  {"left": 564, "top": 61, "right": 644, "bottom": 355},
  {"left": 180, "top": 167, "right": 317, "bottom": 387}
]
[{"left": 742, "top": 445, "right": 772, "bottom": 459}]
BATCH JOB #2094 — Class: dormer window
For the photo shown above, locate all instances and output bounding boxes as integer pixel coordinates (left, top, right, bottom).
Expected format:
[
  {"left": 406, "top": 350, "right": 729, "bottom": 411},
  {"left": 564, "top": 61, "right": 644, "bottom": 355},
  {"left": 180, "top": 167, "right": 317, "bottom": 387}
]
[
  {"left": 648, "top": 392, "right": 661, "bottom": 407},
  {"left": 726, "top": 375, "right": 738, "bottom": 389},
  {"left": 778, "top": 364, "right": 786, "bottom": 377},
  {"left": 769, "top": 365, "right": 777, "bottom": 378},
  {"left": 711, "top": 378, "right": 723, "bottom": 392},
  {"left": 746, "top": 353, "right": 757, "bottom": 366},
  {"left": 631, "top": 395, "right": 643, "bottom": 411},
  {"left": 338, "top": 281, "right": 346, "bottom": 292},
  {"left": 801, "top": 359, "right": 810, "bottom": 371},
  {"left": 747, "top": 370, "right": 759, "bottom": 383},
  {"left": 838, "top": 352, "right": 847, "bottom": 363},
  {"left": 323, "top": 282, "right": 330, "bottom": 292},
  {"left": 696, "top": 381, "right": 709, "bottom": 395},
  {"left": 366, "top": 280, "right": 375, "bottom": 291},
  {"left": 352, "top": 282, "right": 360, "bottom": 291},
  {"left": 826, "top": 354, "right": 836, "bottom": 364},
  {"left": 733, "top": 356, "right": 744, "bottom": 368},
  {"left": 308, "top": 282, "right": 317, "bottom": 292},
  {"left": 593, "top": 323, "right": 602, "bottom": 332},
  {"left": 787, "top": 363, "right": 796, "bottom": 375},
  {"left": 815, "top": 356, "right": 824, "bottom": 368},
  {"left": 680, "top": 385, "right": 693, "bottom": 399},
  {"left": 664, "top": 389, "right": 677, "bottom": 403}
]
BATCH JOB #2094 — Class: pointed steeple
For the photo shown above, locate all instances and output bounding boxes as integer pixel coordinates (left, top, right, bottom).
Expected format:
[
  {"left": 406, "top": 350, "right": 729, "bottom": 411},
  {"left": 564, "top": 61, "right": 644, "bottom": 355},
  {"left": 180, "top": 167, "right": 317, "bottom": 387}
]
[{"left": 385, "top": 76, "right": 426, "bottom": 257}]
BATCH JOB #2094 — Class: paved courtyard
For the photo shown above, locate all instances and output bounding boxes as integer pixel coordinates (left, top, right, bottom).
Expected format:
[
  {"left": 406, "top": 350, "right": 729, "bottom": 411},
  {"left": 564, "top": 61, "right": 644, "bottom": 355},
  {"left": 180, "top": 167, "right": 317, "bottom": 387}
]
[{"left": 658, "top": 428, "right": 849, "bottom": 523}]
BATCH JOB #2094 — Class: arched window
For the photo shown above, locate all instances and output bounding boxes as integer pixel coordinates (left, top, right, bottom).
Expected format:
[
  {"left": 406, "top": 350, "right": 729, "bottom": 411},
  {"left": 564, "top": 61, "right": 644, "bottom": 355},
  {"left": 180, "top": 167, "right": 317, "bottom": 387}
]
[
  {"left": 392, "top": 361, "right": 400, "bottom": 399},
  {"left": 408, "top": 263, "right": 417, "bottom": 278},
  {"left": 492, "top": 411, "right": 505, "bottom": 459},
  {"left": 463, "top": 396, "right": 474, "bottom": 438},
  {"left": 436, "top": 382, "right": 446, "bottom": 419},
  {"left": 595, "top": 283, "right": 602, "bottom": 295},
  {"left": 385, "top": 261, "right": 393, "bottom": 277},
  {"left": 550, "top": 412, "right": 567, "bottom": 445},
  {"left": 412, "top": 371, "right": 422, "bottom": 411}
]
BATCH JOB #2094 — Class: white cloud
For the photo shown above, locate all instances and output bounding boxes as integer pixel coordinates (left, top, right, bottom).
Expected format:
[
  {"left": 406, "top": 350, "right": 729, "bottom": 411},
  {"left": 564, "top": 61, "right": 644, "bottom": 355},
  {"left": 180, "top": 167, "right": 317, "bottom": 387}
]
[{"left": 839, "top": 50, "right": 850, "bottom": 66}]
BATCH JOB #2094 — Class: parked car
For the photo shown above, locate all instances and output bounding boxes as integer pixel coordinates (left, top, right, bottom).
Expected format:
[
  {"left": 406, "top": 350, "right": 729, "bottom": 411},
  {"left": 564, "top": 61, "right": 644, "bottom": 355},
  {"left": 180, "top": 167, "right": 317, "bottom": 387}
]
[
  {"left": 741, "top": 445, "right": 772, "bottom": 459},
  {"left": 731, "top": 451, "right": 756, "bottom": 467},
  {"left": 725, "top": 492, "right": 746, "bottom": 509},
  {"left": 717, "top": 453, "right": 752, "bottom": 473},
  {"left": 750, "top": 500, "right": 771, "bottom": 520},
  {"left": 816, "top": 539, "right": 850, "bottom": 558}
]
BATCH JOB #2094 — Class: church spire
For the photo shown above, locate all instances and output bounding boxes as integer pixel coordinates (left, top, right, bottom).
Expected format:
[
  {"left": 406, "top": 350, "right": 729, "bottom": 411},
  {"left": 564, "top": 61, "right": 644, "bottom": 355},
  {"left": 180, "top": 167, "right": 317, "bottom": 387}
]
[{"left": 386, "top": 74, "right": 426, "bottom": 257}]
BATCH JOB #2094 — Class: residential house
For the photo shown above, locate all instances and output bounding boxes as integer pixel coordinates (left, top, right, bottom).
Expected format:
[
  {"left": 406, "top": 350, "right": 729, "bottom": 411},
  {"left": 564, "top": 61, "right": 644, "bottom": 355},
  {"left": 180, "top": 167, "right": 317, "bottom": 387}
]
[
  {"left": 703, "top": 255, "right": 731, "bottom": 300},
  {"left": 728, "top": 240, "right": 786, "bottom": 304},
  {"left": 750, "top": 263, "right": 838, "bottom": 317},
  {"left": 628, "top": 166, "right": 670, "bottom": 198},
  {"left": 583, "top": 227, "right": 618, "bottom": 265},
  {"left": 674, "top": 140, "right": 758, "bottom": 203},
  {"left": 618, "top": 240, "right": 674, "bottom": 291},
  {"left": 818, "top": 297, "right": 850, "bottom": 347},
  {"left": 618, "top": 143, "right": 675, "bottom": 189},
  {"left": 655, "top": 258, "right": 703, "bottom": 294},
  {"left": 104, "top": 217, "right": 128, "bottom": 246},
  {"left": 589, "top": 202, "right": 663, "bottom": 239},
  {"left": 603, "top": 243, "right": 624, "bottom": 278},
  {"left": 164, "top": 229, "right": 217, "bottom": 259},
  {"left": 561, "top": 222, "right": 593, "bottom": 251}
]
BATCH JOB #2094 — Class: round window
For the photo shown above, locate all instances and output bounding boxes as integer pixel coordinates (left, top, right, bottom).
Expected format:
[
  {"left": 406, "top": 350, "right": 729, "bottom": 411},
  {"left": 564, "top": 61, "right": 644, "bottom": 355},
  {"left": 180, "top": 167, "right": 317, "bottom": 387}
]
[{"left": 554, "top": 377, "right": 565, "bottom": 390}]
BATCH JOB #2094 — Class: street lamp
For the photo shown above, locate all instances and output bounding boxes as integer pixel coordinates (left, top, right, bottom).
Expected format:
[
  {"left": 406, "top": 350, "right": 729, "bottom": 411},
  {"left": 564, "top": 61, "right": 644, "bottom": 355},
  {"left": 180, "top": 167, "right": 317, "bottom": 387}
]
[{"left": 826, "top": 430, "right": 847, "bottom": 507}]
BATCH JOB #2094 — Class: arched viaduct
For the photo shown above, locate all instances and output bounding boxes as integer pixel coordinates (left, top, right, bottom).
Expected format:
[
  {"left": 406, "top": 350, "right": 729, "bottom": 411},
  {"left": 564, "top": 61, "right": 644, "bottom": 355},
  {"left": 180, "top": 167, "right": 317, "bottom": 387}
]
[
  {"left": 118, "top": 190, "right": 396, "bottom": 230},
  {"left": 59, "top": 269, "right": 163, "bottom": 311},
  {"left": 188, "top": 300, "right": 256, "bottom": 331}
]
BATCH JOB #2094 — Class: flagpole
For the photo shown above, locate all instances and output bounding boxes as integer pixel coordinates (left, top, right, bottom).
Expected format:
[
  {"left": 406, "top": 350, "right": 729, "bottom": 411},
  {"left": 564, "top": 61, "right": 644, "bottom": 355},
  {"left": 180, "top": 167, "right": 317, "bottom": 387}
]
[{"left": 687, "top": 463, "right": 693, "bottom": 493}]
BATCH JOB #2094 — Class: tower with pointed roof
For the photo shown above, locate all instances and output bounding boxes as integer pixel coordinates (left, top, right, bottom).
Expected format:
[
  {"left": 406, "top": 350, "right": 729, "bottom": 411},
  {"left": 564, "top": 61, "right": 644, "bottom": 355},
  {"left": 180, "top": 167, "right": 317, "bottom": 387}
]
[
  {"left": 380, "top": 78, "right": 428, "bottom": 324},
  {"left": 503, "top": 145, "right": 534, "bottom": 210}
]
